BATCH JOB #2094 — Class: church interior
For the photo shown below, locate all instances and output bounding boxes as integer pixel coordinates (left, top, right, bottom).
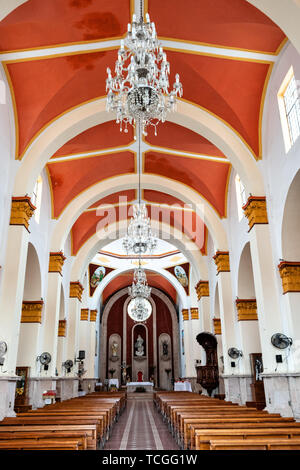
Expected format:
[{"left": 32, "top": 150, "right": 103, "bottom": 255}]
[{"left": 0, "top": 0, "right": 300, "bottom": 453}]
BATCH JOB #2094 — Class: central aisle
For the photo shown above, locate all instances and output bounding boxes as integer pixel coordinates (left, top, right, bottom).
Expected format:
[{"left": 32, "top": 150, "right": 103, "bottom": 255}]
[{"left": 105, "top": 393, "right": 179, "bottom": 450}]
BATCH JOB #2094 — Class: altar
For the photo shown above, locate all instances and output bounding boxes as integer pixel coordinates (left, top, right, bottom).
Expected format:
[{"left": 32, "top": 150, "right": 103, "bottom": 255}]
[{"left": 126, "top": 382, "right": 154, "bottom": 393}]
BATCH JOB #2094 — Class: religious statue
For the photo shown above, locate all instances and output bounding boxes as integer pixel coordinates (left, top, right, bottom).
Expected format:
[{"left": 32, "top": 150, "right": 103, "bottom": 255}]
[
  {"left": 135, "top": 334, "right": 144, "bottom": 356},
  {"left": 255, "top": 358, "right": 263, "bottom": 381},
  {"left": 111, "top": 341, "right": 118, "bottom": 357},
  {"left": 162, "top": 341, "right": 169, "bottom": 356}
]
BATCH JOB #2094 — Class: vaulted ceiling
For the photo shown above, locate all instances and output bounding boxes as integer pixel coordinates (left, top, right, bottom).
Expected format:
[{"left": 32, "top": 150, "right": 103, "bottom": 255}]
[{"left": 0, "top": 0, "right": 286, "bottom": 300}]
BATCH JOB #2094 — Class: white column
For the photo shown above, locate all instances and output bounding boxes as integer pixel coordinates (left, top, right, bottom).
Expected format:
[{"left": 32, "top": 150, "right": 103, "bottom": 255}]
[{"left": 181, "top": 309, "right": 193, "bottom": 377}]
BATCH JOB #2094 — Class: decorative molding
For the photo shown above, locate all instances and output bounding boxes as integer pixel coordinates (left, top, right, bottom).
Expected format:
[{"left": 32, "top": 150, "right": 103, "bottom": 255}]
[
  {"left": 195, "top": 280, "right": 209, "bottom": 300},
  {"left": 80, "top": 308, "right": 89, "bottom": 321},
  {"left": 236, "top": 298, "right": 258, "bottom": 321},
  {"left": 182, "top": 308, "right": 189, "bottom": 321},
  {"left": 49, "top": 251, "right": 66, "bottom": 274},
  {"left": 278, "top": 261, "right": 300, "bottom": 294},
  {"left": 242, "top": 196, "right": 268, "bottom": 231},
  {"left": 213, "top": 251, "right": 230, "bottom": 273},
  {"left": 58, "top": 319, "right": 67, "bottom": 337},
  {"left": 21, "top": 300, "right": 43, "bottom": 323},
  {"left": 213, "top": 318, "right": 221, "bottom": 335},
  {"left": 90, "top": 310, "right": 97, "bottom": 322},
  {"left": 190, "top": 307, "right": 199, "bottom": 320},
  {"left": 10, "top": 196, "right": 36, "bottom": 231},
  {"left": 69, "top": 281, "right": 84, "bottom": 301}
]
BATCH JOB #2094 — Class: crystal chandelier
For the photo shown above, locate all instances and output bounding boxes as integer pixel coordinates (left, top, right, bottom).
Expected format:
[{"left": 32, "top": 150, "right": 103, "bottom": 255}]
[
  {"left": 122, "top": 203, "right": 157, "bottom": 255},
  {"left": 128, "top": 261, "right": 151, "bottom": 300},
  {"left": 106, "top": 1, "right": 183, "bottom": 135}
]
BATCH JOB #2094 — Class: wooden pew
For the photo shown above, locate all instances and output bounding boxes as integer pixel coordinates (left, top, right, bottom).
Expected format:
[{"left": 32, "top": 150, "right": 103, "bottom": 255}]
[
  {"left": 209, "top": 439, "right": 300, "bottom": 450},
  {"left": 0, "top": 438, "right": 82, "bottom": 450},
  {"left": 195, "top": 427, "right": 300, "bottom": 450},
  {"left": 0, "top": 425, "right": 97, "bottom": 449}
]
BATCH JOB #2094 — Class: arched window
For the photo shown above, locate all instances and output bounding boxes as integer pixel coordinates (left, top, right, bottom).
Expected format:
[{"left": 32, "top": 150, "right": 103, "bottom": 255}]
[
  {"left": 235, "top": 174, "right": 247, "bottom": 221},
  {"left": 32, "top": 175, "right": 43, "bottom": 223},
  {"left": 278, "top": 66, "right": 300, "bottom": 152}
]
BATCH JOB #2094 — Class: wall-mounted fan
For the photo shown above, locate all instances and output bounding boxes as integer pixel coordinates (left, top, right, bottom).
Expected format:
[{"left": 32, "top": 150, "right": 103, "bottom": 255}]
[
  {"left": 228, "top": 348, "right": 243, "bottom": 359},
  {"left": 62, "top": 359, "right": 74, "bottom": 373},
  {"left": 38, "top": 352, "right": 51, "bottom": 370},
  {"left": 271, "top": 333, "right": 293, "bottom": 350}
]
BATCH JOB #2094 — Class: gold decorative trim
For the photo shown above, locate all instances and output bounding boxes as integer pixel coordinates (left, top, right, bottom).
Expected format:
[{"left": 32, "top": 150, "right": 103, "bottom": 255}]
[
  {"left": 213, "top": 251, "right": 230, "bottom": 273},
  {"left": 278, "top": 261, "right": 300, "bottom": 294},
  {"left": 90, "top": 310, "right": 97, "bottom": 322},
  {"left": 213, "top": 318, "right": 221, "bottom": 335},
  {"left": 58, "top": 319, "right": 67, "bottom": 337},
  {"left": 69, "top": 281, "right": 84, "bottom": 301},
  {"left": 49, "top": 251, "right": 66, "bottom": 274},
  {"left": 21, "top": 300, "right": 43, "bottom": 323},
  {"left": 195, "top": 280, "right": 209, "bottom": 300},
  {"left": 10, "top": 196, "right": 36, "bottom": 231},
  {"left": 182, "top": 308, "right": 189, "bottom": 321},
  {"left": 236, "top": 299, "right": 258, "bottom": 321},
  {"left": 190, "top": 307, "right": 199, "bottom": 320},
  {"left": 243, "top": 196, "right": 268, "bottom": 231},
  {"left": 80, "top": 308, "right": 89, "bottom": 321}
]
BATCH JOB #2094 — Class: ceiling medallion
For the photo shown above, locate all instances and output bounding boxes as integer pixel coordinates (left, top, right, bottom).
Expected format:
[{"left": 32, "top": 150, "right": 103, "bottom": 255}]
[{"left": 106, "top": 1, "right": 183, "bottom": 136}]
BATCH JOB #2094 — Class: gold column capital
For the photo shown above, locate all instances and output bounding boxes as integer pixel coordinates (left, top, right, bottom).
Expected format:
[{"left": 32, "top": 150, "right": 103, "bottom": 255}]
[
  {"left": 21, "top": 300, "right": 43, "bottom": 323},
  {"left": 49, "top": 251, "right": 66, "bottom": 275},
  {"left": 80, "top": 308, "right": 89, "bottom": 321},
  {"left": 58, "top": 319, "right": 67, "bottom": 337},
  {"left": 182, "top": 308, "right": 189, "bottom": 321},
  {"left": 90, "top": 309, "right": 97, "bottom": 322},
  {"left": 236, "top": 298, "right": 258, "bottom": 321},
  {"left": 195, "top": 280, "right": 209, "bottom": 300},
  {"left": 190, "top": 307, "right": 199, "bottom": 320},
  {"left": 243, "top": 196, "right": 268, "bottom": 231},
  {"left": 70, "top": 281, "right": 84, "bottom": 301},
  {"left": 278, "top": 261, "right": 300, "bottom": 294},
  {"left": 213, "top": 251, "right": 230, "bottom": 273},
  {"left": 10, "top": 196, "right": 36, "bottom": 231},
  {"left": 213, "top": 318, "right": 221, "bottom": 335}
]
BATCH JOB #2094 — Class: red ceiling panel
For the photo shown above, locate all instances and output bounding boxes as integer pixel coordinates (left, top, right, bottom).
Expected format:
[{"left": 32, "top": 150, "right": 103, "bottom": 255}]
[
  {"left": 47, "top": 151, "right": 135, "bottom": 218},
  {"left": 144, "top": 151, "right": 231, "bottom": 217},
  {"left": 0, "top": 0, "right": 131, "bottom": 51},
  {"left": 145, "top": 121, "right": 225, "bottom": 157},
  {"left": 148, "top": 0, "right": 285, "bottom": 53}
]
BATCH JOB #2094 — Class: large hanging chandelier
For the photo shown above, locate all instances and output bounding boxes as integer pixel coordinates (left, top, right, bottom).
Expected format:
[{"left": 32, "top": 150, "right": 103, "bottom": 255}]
[
  {"left": 122, "top": 203, "right": 157, "bottom": 255},
  {"left": 106, "top": 1, "right": 183, "bottom": 135}
]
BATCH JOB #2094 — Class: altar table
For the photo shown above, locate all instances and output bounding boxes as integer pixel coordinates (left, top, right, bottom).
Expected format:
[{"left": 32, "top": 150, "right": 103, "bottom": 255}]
[
  {"left": 174, "top": 381, "right": 192, "bottom": 392},
  {"left": 126, "top": 382, "right": 154, "bottom": 393}
]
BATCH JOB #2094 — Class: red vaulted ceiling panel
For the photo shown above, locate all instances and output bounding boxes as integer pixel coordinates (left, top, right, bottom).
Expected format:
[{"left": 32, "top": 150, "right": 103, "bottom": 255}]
[
  {"left": 145, "top": 121, "right": 225, "bottom": 157},
  {"left": 47, "top": 151, "right": 135, "bottom": 218},
  {"left": 0, "top": 0, "right": 131, "bottom": 51},
  {"left": 148, "top": 0, "right": 285, "bottom": 53},
  {"left": 144, "top": 151, "right": 231, "bottom": 217}
]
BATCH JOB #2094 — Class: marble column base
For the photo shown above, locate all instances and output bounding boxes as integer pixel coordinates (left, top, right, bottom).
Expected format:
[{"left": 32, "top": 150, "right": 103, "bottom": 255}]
[
  {"left": 28, "top": 377, "right": 58, "bottom": 409},
  {"left": 262, "top": 373, "right": 300, "bottom": 420},
  {"left": 222, "top": 374, "right": 252, "bottom": 404},
  {"left": 56, "top": 377, "right": 79, "bottom": 401},
  {"left": 0, "top": 376, "right": 18, "bottom": 420}
]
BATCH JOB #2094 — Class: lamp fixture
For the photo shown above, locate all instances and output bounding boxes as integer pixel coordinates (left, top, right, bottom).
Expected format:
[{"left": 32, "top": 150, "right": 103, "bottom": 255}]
[{"left": 106, "top": 0, "right": 182, "bottom": 136}]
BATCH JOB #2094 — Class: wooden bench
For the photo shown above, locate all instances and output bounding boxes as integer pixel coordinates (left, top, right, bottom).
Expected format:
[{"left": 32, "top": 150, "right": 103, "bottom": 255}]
[
  {"left": 209, "top": 439, "right": 300, "bottom": 450},
  {"left": 0, "top": 438, "right": 82, "bottom": 450},
  {"left": 0, "top": 424, "right": 97, "bottom": 449},
  {"left": 195, "top": 427, "right": 300, "bottom": 450}
]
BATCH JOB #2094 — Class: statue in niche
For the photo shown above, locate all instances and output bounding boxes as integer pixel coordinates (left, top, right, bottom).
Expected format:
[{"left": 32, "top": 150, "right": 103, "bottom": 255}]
[
  {"left": 111, "top": 341, "right": 119, "bottom": 357},
  {"left": 255, "top": 358, "right": 263, "bottom": 381},
  {"left": 135, "top": 335, "right": 144, "bottom": 356}
]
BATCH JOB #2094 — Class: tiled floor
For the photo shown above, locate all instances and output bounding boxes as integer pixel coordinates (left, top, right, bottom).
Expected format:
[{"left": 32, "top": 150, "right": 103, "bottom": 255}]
[{"left": 104, "top": 393, "right": 179, "bottom": 450}]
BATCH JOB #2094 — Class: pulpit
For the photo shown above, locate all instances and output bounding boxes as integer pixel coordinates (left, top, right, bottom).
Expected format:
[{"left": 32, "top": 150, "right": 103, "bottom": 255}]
[{"left": 195, "top": 332, "right": 219, "bottom": 396}]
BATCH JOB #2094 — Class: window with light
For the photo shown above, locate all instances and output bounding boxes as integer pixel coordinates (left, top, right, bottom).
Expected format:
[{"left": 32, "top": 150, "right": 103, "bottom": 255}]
[
  {"left": 278, "top": 67, "right": 300, "bottom": 152},
  {"left": 235, "top": 174, "right": 247, "bottom": 221},
  {"left": 32, "top": 175, "right": 43, "bottom": 223}
]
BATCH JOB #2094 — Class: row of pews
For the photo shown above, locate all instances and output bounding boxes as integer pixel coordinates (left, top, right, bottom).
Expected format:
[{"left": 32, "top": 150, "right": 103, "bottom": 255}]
[
  {"left": 154, "top": 391, "right": 300, "bottom": 451},
  {"left": 0, "top": 391, "right": 126, "bottom": 450}
]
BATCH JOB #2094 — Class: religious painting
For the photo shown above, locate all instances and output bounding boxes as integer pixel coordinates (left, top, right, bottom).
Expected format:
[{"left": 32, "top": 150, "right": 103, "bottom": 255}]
[
  {"left": 166, "top": 262, "right": 190, "bottom": 295},
  {"left": 89, "top": 264, "right": 114, "bottom": 296}
]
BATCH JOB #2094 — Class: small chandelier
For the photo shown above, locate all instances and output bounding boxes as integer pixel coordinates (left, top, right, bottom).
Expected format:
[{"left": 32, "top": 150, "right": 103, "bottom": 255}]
[
  {"left": 128, "top": 262, "right": 151, "bottom": 300},
  {"left": 123, "top": 203, "right": 157, "bottom": 255},
  {"left": 106, "top": 1, "right": 183, "bottom": 135}
]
